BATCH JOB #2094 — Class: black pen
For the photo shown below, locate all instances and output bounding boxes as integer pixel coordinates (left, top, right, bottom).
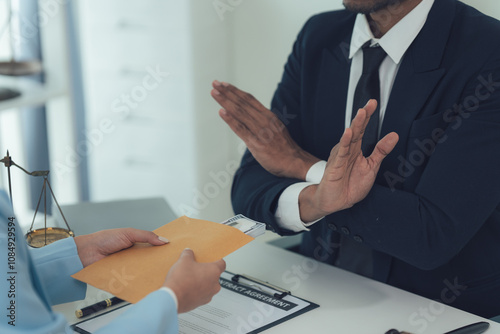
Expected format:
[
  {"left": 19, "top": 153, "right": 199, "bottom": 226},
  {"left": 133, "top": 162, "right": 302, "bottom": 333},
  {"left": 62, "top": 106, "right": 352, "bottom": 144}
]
[
  {"left": 444, "top": 321, "right": 490, "bottom": 334},
  {"left": 75, "top": 297, "right": 125, "bottom": 318},
  {"left": 385, "top": 321, "right": 489, "bottom": 334}
]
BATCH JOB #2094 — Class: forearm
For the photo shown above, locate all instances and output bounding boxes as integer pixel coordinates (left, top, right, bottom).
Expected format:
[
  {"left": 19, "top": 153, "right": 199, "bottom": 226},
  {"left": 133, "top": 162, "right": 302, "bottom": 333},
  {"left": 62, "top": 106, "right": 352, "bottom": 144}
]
[
  {"left": 285, "top": 150, "right": 320, "bottom": 180},
  {"left": 298, "top": 184, "right": 328, "bottom": 222}
]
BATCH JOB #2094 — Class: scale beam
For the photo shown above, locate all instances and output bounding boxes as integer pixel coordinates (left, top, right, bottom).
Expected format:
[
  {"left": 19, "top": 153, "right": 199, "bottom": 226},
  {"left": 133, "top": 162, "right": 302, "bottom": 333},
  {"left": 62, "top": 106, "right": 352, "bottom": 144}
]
[{"left": 1, "top": 151, "right": 74, "bottom": 247}]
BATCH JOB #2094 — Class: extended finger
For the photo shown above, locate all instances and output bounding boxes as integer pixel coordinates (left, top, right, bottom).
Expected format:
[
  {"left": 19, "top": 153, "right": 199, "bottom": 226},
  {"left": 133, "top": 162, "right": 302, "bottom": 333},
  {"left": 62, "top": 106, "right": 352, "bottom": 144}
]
[
  {"left": 215, "top": 90, "right": 284, "bottom": 148},
  {"left": 213, "top": 82, "right": 282, "bottom": 133},
  {"left": 361, "top": 100, "right": 377, "bottom": 137},
  {"left": 328, "top": 128, "right": 353, "bottom": 170},
  {"left": 122, "top": 228, "right": 169, "bottom": 246},
  {"left": 362, "top": 99, "right": 378, "bottom": 120},
  {"left": 219, "top": 108, "right": 261, "bottom": 148},
  {"left": 211, "top": 83, "right": 259, "bottom": 115},
  {"left": 368, "top": 132, "right": 399, "bottom": 167},
  {"left": 212, "top": 88, "right": 270, "bottom": 134},
  {"left": 350, "top": 100, "right": 379, "bottom": 149},
  {"left": 213, "top": 81, "right": 269, "bottom": 115},
  {"left": 351, "top": 99, "right": 376, "bottom": 132},
  {"left": 350, "top": 108, "right": 368, "bottom": 146}
]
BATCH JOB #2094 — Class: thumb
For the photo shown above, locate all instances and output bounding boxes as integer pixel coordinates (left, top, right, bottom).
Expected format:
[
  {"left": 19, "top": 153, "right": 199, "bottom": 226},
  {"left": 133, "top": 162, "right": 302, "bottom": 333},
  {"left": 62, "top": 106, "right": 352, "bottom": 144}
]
[
  {"left": 214, "top": 259, "right": 226, "bottom": 273},
  {"left": 369, "top": 132, "right": 399, "bottom": 166},
  {"left": 180, "top": 248, "right": 195, "bottom": 261}
]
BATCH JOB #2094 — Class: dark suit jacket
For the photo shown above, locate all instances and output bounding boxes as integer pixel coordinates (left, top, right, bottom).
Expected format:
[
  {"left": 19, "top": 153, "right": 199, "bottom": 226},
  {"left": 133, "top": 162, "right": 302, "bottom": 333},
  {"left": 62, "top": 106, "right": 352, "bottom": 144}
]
[{"left": 231, "top": 0, "right": 500, "bottom": 318}]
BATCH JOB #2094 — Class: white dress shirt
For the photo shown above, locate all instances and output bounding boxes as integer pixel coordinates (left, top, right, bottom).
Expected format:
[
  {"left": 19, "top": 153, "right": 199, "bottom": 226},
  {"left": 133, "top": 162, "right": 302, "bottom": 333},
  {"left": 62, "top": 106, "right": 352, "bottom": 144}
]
[{"left": 275, "top": 0, "right": 435, "bottom": 232}]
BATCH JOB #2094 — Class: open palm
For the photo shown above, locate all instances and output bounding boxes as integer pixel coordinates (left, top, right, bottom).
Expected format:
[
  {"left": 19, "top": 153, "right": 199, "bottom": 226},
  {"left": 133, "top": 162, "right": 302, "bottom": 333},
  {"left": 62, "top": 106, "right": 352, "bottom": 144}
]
[{"left": 300, "top": 101, "right": 399, "bottom": 222}]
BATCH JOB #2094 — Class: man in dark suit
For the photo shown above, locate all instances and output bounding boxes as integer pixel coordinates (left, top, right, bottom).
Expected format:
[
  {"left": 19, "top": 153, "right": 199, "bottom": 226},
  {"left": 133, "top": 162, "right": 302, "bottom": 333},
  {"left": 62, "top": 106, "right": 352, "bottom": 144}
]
[{"left": 211, "top": 0, "right": 500, "bottom": 318}]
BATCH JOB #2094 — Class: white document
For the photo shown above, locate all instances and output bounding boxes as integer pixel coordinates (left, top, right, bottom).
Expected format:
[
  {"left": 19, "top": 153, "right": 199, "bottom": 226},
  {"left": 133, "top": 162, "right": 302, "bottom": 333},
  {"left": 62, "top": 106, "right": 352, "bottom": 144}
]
[
  {"left": 178, "top": 271, "right": 312, "bottom": 334},
  {"left": 73, "top": 272, "right": 316, "bottom": 334}
]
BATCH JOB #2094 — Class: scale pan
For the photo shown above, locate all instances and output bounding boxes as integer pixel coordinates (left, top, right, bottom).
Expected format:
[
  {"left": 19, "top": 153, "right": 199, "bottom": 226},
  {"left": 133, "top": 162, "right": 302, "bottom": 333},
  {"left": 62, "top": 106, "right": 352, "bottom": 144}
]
[{"left": 26, "top": 227, "right": 74, "bottom": 248}]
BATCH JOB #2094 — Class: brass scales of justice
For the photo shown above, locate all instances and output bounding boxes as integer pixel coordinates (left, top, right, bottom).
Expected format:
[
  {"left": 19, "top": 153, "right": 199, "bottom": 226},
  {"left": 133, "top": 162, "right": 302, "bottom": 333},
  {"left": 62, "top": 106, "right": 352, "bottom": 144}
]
[{"left": 0, "top": 151, "right": 74, "bottom": 248}]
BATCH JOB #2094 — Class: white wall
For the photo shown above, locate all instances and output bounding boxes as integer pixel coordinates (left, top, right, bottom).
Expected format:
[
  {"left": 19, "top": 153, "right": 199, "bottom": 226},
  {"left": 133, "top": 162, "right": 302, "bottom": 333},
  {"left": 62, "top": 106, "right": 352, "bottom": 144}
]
[
  {"left": 76, "top": 0, "right": 343, "bottom": 223},
  {"left": 230, "top": 0, "right": 342, "bottom": 111},
  {"left": 77, "top": 1, "right": 199, "bottom": 218},
  {"left": 461, "top": 0, "right": 500, "bottom": 19},
  {"left": 193, "top": 0, "right": 344, "bottom": 221}
]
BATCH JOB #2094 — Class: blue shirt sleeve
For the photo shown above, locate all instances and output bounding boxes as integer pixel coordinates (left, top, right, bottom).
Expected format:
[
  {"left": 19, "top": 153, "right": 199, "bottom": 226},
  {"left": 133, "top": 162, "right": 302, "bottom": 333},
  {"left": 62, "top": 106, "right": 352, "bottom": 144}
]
[
  {"left": 95, "top": 289, "right": 178, "bottom": 334},
  {"left": 0, "top": 189, "right": 179, "bottom": 333},
  {"left": 28, "top": 237, "right": 87, "bottom": 305}
]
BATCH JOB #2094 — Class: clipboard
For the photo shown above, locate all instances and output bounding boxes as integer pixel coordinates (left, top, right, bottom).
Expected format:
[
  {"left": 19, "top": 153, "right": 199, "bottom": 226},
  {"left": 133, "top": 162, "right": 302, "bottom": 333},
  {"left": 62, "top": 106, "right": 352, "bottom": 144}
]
[
  {"left": 222, "top": 271, "right": 319, "bottom": 333},
  {"left": 72, "top": 303, "right": 131, "bottom": 334},
  {"left": 71, "top": 271, "right": 319, "bottom": 333}
]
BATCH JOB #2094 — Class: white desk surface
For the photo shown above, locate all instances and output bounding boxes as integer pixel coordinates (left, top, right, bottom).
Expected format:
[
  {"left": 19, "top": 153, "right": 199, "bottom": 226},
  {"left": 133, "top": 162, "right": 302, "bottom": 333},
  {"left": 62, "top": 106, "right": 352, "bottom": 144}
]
[
  {"left": 54, "top": 239, "right": 500, "bottom": 334},
  {"left": 52, "top": 198, "right": 500, "bottom": 333}
]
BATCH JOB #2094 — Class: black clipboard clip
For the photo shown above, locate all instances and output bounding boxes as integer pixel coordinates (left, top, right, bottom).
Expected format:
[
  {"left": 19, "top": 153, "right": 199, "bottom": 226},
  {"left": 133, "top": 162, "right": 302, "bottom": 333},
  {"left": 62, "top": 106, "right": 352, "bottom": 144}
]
[{"left": 231, "top": 273, "right": 290, "bottom": 299}]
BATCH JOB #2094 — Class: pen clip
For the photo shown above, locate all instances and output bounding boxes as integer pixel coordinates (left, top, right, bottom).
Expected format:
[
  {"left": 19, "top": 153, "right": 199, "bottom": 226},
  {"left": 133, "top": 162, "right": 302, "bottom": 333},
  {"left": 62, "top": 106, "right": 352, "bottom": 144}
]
[{"left": 231, "top": 274, "right": 290, "bottom": 299}]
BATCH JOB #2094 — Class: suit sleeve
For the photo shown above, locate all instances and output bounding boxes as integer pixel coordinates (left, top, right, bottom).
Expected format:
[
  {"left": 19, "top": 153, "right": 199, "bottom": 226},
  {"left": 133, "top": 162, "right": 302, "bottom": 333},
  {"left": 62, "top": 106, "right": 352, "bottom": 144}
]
[{"left": 232, "top": 18, "right": 312, "bottom": 236}]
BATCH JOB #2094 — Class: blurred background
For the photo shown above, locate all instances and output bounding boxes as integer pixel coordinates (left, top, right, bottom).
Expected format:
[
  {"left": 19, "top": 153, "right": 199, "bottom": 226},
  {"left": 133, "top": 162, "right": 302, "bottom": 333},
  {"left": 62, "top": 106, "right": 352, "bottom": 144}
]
[{"left": 0, "top": 0, "right": 498, "bottom": 231}]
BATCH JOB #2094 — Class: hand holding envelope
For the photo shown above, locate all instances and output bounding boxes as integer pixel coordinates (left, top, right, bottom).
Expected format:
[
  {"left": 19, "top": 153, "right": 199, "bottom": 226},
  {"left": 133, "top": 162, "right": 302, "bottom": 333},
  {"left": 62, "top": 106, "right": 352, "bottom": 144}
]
[{"left": 72, "top": 216, "right": 254, "bottom": 304}]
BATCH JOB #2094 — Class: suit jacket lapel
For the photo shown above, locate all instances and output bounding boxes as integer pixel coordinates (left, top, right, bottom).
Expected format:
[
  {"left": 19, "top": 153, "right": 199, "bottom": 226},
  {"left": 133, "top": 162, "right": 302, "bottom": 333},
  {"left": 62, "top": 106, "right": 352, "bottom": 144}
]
[
  {"left": 377, "top": 0, "right": 456, "bottom": 186},
  {"left": 313, "top": 38, "right": 352, "bottom": 158},
  {"left": 372, "top": 0, "right": 458, "bottom": 282}
]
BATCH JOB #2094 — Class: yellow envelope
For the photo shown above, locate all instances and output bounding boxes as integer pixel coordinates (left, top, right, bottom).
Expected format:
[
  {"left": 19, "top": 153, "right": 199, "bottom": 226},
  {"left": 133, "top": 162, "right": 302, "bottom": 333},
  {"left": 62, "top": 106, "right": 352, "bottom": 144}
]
[{"left": 71, "top": 216, "right": 254, "bottom": 303}]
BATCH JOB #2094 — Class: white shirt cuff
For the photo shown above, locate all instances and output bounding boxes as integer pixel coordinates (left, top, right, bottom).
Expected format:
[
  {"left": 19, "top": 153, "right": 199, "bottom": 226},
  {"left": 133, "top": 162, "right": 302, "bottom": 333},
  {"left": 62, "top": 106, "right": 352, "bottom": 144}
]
[
  {"left": 275, "top": 182, "right": 317, "bottom": 232},
  {"left": 159, "top": 287, "right": 178, "bottom": 312},
  {"left": 306, "top": 160, "right": 327, "bottom": 183},
  {"left": 275, "top": 161, "right": 328, "bottom": 232}
]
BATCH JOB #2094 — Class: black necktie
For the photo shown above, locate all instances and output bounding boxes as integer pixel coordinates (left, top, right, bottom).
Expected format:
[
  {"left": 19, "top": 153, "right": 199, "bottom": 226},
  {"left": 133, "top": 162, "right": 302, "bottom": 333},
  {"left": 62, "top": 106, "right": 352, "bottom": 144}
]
[{"left": 352, "top": 44, "right": 387, "bottom": 156}]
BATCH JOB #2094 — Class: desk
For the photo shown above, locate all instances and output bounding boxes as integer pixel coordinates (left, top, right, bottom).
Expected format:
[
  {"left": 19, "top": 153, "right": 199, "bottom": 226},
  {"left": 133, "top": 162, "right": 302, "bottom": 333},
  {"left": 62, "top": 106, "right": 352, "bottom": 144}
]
[
  {"left": 59, "top": 197, "right": 178, "bottom": 236},
  {"left": 53, "top": 199, "right": 500, "bottom": 333}
]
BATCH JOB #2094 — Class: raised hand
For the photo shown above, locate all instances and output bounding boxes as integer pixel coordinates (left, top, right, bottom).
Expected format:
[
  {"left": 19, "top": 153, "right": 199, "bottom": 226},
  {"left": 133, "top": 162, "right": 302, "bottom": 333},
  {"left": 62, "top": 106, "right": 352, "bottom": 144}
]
[
  {"left": 211, "top": 80, "right": 319, "bottom": 180},
  {"left": 211, "top": 81, "right": 399, "bottom": 221},
  {"left": 298, "top": 100, "right": 399, "bottom": 222}
]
